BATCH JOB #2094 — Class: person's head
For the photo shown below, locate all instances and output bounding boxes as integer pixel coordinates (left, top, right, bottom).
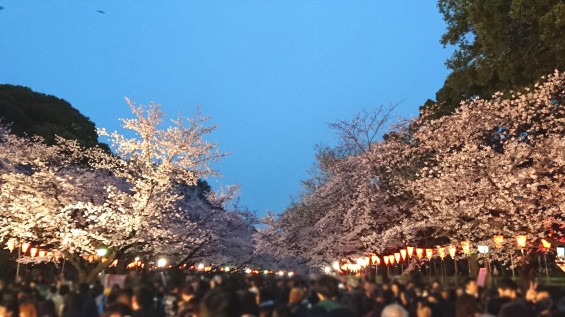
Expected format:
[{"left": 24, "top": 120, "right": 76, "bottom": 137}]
[
  {"left": 59, "top": 284, "right": 70, "bottom": 297},
  {"left": 181, "top": 285, "right": 195, "bottom": 302},
  {"left": 464, "top": 278, "right": 477, "bottom": 295},
  {"left": 391, "top": 282, "right": 401, "bottom": 295},
  {"left": 431, "top": 281, "right": 441, "bottom": 291},
  {"left": 416, "top": 300, "right": 432, "bottom": 317},
  {"left": 19, "top": 302, "right": 38, "bottom": 317},
  {"left": 315, "top": 275, "right": 339, "bottom": 301},
  {"left": 132, "top": 286, "right": 154, "bottom": 311},
  {"left": 364, "top": 282, "right": 377, "bottom": 296},
  {"left": 381, "top": 304, "right": 409, "bottom": 317},
  {"left": 440, "top": 289, "right": 449, "bottom": 300},
  {"left": 0, "top": 301, "right": 19, "bottom": 317},
  {"left": 288, "top": 287, "right": 305, "bottom": 304},
  {"left": 198, "top": 289, "right": 242, "bottom": 317},
  {"left": 116, "top": 289, "right": 132, "bottom": 307},
  {"left": 497, "top": 279, "right": 517, "bottom": 299}
]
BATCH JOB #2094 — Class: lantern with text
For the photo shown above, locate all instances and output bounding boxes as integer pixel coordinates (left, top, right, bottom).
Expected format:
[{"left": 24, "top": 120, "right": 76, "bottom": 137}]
[
  {"left": 448, "top": 246, "right": 457, "bottom": 258},
  {"left": 557, "top": 246, "right": 564, "bottom": 258},
  {"left": 416, "top": 248, "right": 424, "bottom": 259},
  {"left": 394, "top": 253, "right": 401, "bottom": 263},
  {"left": 407, "top": 246, "right": 414, "bottom": 258},
  {"left": 461, "top": 241, "right": 470, "bottom": 255},
  {"left": 400, "top": 249, "right": 407, "bottom": 260},
  {"left": 437, "top": 247, "right": 446, "bottom": 259},
  {"left": 388, "top": 255, "right": 395, "bottom": 265},
  {"left": 516, "top": 236, "right": 527, "bottom": 252},
  {"left": 383, "top": 256, "right": 389, "bottom": 266},
  {"left": 21, "top": 243, "right": 30, "bottom": 253},
  {"left": 38, "top": 250, "right": 46, "bottom": 257},
  {"left": 30, "top": 248, "right": 38, "bottom": 257},
  {"left": 425, "top": 249, "right": 433, "bottom": 260},
  {"left": 494, "top": 235, "right": 504, "bottom": 248}
]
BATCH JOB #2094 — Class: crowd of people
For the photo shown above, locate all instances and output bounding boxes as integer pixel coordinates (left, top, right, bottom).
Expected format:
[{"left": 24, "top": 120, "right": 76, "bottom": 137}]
[{"left": 0, "top": 273, "right": 564, "bottom": 317}]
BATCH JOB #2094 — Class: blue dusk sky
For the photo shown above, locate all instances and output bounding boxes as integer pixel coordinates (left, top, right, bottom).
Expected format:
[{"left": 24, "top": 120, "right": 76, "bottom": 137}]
[{"left": 0, "top": 1, "right": 453, "bottom": 215}]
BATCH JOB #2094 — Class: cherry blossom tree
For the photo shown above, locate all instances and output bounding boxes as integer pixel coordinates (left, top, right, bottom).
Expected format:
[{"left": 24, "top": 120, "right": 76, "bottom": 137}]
[
  {"left": 0, "top": 99, "right": 226, "bottom": 282},
  {"left": 260, "top": 71, "right": 564, "bottom": 270}
]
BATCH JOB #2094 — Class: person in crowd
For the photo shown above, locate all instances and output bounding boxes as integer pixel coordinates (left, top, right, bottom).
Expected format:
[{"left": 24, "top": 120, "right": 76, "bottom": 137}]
[
  {"left": 131, "top": 286, "right": 156, "bottom": 317},
  {"left": 198, "top": 289, "right": 241, "bottom": 317},
  {"left": 312, "top": 275, "right": 348, "bottom": 314},
  {"left": 381, "top": 303, "right": 409, "bottom": 317},
  {"left": 456, "top": 278, "right": 480, "bottom": 317}
]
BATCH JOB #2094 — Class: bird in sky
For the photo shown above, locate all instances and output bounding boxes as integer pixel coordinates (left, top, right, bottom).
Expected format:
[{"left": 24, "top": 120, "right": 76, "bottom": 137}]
[{"left": 97, "top": 10, "right": 105, "bottom": 14}]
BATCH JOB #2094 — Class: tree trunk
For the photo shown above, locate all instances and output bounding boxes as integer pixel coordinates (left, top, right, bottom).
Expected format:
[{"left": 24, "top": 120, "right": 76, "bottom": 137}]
[{"left": 63, "top": 251, "right": 116, "bottom": 284}]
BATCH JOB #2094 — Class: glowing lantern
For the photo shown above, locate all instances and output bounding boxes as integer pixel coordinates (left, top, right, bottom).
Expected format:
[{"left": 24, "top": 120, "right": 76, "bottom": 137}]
[
  {"left": 22, "top": 243, "right": 30, "bottom": 253},
  {"left": 516, "top": 236, "right": 527, "bottom": 248},
  {"left": 110, "top": 259, "right": 118, "bottom": 267},
  {"left": 461, "top": 241, "right": 470, "bottom": 255},
  {"left": 371, "top": 255, "right": 378, "bottom": 264},
  {"left": 394, "top": 253, "right": 401, "bottom": 263},
  {"left": 332, "top": 261, "right": 340, "bottom": 271},
  {"left": 477, "top": 245, "right": 489, "bottom": 254},
  {"left": 437, "top": 247, "right": 446, "bottom": 259},
  {"left": 400, "top": 249, "right": 407, "bottom": 260},
  {"left": 388, "top": 255, "right": 395, "bottom": 265},
  {"left": 557, "top": 246, "right": 565, "bottom": 258},
  {"left": 357, "top": 257, "right": 367, "bottom": 267},
  {"left": 88, "top": 255, "right": 94, "bottom": 263},
  {"left": 30, "top": 247, "right": 38, "bottom": 257},
  {"left": 425, "top": 249, "right": 433, "bottom": 260},
  {"left": 494, "top": 235, "right": 504, "bottom": 248},
  {"left": 416, "top": 248, "right": 424, "bottom": 259},
  {"left": 407, "top": 246, "right": 414, "bottom": 258},
  {"left": 541, "top": 239, "right": 551, "bottom": 249},
  {"left": 448, "top": 246, "right": 457, "bottom": 258},
  {"left": 47, "top": 252, "right": 53, "bottom": 259},
  {"left": 383, "top": 256, "right": 389, "bottom": 266},
  {"left": 7, "top": 241, "right": 15, "bottom": 252},
  {"left": 38, "top": 250, "right": 46, "bottom": 257}
]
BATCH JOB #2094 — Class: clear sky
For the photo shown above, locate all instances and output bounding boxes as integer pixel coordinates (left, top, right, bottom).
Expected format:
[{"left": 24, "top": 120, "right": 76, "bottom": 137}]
[{"left": 0, "top": 1, "right": 453, "bottom": 215}]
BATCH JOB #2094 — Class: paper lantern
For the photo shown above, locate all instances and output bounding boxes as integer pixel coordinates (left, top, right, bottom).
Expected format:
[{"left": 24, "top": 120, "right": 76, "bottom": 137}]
[
  {"left": 394, "top": 253, "right": 401, "bottom": 263},
  {"left": 30, "top": 247, "right": 38, "bottom": 257},
  {"left": 7, "top": 241, "right": 15, "bottom": 252},
  {"left": 461, "top": 241, "right": 470, "bottom": 254},
  {"left": 416, "top": 248, "right": 424, "bottom": 259},
  {"left": 383, "top": 256, "right": 389, "bottom": 265},
  {"left": 388, "top": 255, "right": 395, "bottom": 265},
  {"left": 516, "top": 236, "right": 527, "bottom": 248},
  {"left": 494, "top": 235, "right": 504, "bottom": 248},
  {"left": 38, "top": 250, "right": 46, "bottom": 257},
  {"left": 407, "top": 246, "right": 414, "bottom": 257},
  {"left": 557, "top": 246, "right": 565, "bottom": 258},
  {"left": 400, "top": 249, "right": 407, "bottom": 260},
  {"left": 425, "top": 249, "right": 433, "bottom": 260},
  {"left": 437, "top": 247, "right": 446, "bottom": 259},
  {"left": 21, "top": 243, "right": 30, "bottom": 253},
  {"left": 541, "top": 239, "right": 551, "bottom": 249},
  {"left": 448, "top": 246, "right": 457, "bottom": 258},
  {"left": 478, "top": 245, "right": 489, "bottom": 254},
  {"left": 372, "top": 255, "right": 380, "bottom": 265}
]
